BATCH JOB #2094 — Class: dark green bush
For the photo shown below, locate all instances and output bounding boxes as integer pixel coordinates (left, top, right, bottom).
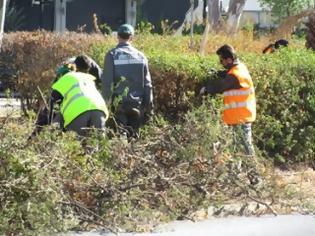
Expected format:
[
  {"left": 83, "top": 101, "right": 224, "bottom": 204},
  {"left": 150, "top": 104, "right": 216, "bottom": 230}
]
[
  {"left": 245, "top": 49, "right": 315, "bottom": 163},
  {"left": 1, "top": 32, "right": 314, "bottom": 164},
  {"left": 1, "top": 32, "right": 314, "bottom": 235}
]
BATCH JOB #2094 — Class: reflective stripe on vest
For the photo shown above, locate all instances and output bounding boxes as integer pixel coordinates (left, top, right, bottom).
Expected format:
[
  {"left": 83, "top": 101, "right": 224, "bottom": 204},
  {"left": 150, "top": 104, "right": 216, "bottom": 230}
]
[
  {"left": 52, "top": 72, "right": 108, "bottom": 127},
  {"left": 223, "top": 88, "right": 254, "bottom": 96},
  {"left": 223, "top": 63, "right": 256, "bottom": 125},
  {"left": 61, "top": 92, "right": 84, "bottom": 115},
  {"left": 64, "top": 83, "right": 80, "bottom": 100},
  {"left": 113, "top": 48, "right": 146, "bottom": 65},
  {"left": 224, "top": 100, "right": 255, "bottom": 110},
  {"left": 114, "top": 58, "right": 145, "bottom": 65}
]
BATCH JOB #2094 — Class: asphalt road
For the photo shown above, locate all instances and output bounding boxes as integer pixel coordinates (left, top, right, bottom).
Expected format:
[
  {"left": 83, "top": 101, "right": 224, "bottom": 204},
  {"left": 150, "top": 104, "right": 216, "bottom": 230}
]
[{"left": 63, "top": 214, "right": 315, "bottom": 236}]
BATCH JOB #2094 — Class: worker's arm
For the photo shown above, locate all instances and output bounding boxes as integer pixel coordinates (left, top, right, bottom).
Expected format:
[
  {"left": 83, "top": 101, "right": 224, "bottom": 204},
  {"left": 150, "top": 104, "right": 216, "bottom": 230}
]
[
  {"left": 88, "top": 57, "right": 103, "bottom": 85},
  {"left": 48, "top": 90, "right": 63, "bottom": 124},
  {"left": 143, "top": 59, "right": 154, "bottom": 116},
  {"left": 204, "top": 74, "right": 241, "bottom": 95},
  {"left": 102, "top": 52, "right": 114, "bottom": 104}
]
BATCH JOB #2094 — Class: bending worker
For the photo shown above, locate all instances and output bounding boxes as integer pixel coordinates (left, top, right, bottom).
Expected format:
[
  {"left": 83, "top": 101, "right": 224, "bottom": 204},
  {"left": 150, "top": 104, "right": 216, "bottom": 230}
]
[
  {"left": 200, "top": 44, "right": 256, "bottom": 156},
  {"left": 49, "top": 55, "right": 109, "bottom": 136},
  {"left": 102, "top": 24, "right": 153, "bottom": 137},
  {"left": 262, "top": 39, "right": 289, "bottom": 54},
  {"left": 64, "top": 55, "right": 103, "bottom": 86}
]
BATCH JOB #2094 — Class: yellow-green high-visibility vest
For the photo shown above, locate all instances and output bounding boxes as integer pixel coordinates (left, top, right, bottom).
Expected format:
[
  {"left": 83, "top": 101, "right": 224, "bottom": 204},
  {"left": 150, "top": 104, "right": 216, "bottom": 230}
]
[{"left": 52, "top": 72, "right": 109, "bottom": 127}]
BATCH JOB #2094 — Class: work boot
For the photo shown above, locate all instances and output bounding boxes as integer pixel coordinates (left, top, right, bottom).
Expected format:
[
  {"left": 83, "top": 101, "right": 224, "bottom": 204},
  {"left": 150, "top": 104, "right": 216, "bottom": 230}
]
[
  {"left": 127, "top": 108, "right": 141, "bottom": 119},
  {"left": 247, "top": 169, "right": 262, "bottom": 186}
]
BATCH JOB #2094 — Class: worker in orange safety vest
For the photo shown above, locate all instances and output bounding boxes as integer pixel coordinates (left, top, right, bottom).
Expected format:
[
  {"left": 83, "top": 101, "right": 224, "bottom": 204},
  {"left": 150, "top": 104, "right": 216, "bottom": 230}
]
[
  {"left": 200, "top": 44, "right": 256, "bottom": 156},
  {"left": 262, "top": 39, "right": 289, "bottom": 54}
]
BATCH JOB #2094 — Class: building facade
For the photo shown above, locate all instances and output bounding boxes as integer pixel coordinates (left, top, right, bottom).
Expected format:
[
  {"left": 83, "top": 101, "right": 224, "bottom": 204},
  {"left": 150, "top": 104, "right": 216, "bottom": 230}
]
[
  {"left": 6, "top": 0, "right": 201, "bottom": 32},
  {"left": 6, "top": 0, "right": 274, "bottom": 33},
  {"left": 8, "top": 0, "right": 128, "bottom": 32}
]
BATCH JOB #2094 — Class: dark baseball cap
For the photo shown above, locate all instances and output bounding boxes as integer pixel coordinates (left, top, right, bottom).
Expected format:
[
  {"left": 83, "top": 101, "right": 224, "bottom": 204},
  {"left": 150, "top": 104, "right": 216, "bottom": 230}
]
[
  {"left": 274, "top": 39, "right": 289, "bottom": 49},
  {"left": 117, "top": 24, "right": 135, "bottom": 36}
]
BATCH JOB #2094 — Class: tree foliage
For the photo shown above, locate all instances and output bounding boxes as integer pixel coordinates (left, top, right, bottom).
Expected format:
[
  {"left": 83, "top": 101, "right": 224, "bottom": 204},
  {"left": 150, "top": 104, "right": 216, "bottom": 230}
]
[
  {"left": 306, "top": 12, "right": 315, "bottom": 50},
  {"left": 259, "top": 0, "right": 314, "bottom": 18}
]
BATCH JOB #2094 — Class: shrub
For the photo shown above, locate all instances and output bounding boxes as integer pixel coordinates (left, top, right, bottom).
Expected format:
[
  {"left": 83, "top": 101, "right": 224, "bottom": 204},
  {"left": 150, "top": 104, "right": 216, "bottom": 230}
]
[
  {"left": 1, "top": 32, "right": 315, "bottom": 234},
  {"left": 0, "top": 31, "right": 105, "bottom": 110},
  {"left": 0, "top": 101, "right": 273, "bottom": 234},
  {"left": 0, "top": 120, "right": 83, "bottom": 234},
  {"left": 246, "top": 49, "right": 315, "bottom": 163},
  {"left": 1, "top": 32, "right": 314, "bottom": 162}
]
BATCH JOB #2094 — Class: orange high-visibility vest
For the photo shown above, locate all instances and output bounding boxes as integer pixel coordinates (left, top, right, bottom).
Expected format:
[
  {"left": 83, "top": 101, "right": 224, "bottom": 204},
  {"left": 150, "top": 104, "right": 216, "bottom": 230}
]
[{"left": 223, "top": 63, "right": 256, "bottom": 125}]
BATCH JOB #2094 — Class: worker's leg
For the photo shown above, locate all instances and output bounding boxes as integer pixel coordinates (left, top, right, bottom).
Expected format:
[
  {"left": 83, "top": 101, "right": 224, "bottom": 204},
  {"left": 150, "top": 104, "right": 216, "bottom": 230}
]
[
  {"left": 115, "top": 107, "right": 128, "bottom": 136},
  {"left": 233, "top": 123, "right": 260, "bottom": 185},
  {"left": 232, "top": 125, "right": 239, "bottom": 154},
  {"left": 89, "top": 110, "right": 106, "bottom": 132},
  {"left": 126, "top": 107, "right": 142, "bottom": 138},
  {"left": 239, "top": 123, "right": 255, "bottom": 156},
  {"left": 232, "top": 123, "right": 255, "bottom": 156},
  {"left": 66, "top": 112, "right": 90, "bottom": 136}
]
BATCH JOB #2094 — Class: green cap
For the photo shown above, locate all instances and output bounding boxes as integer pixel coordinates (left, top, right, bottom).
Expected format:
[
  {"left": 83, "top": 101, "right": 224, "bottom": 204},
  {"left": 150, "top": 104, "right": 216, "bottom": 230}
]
[
  {"left": 117, "top": 24, "right": 134, "bottom": 35},
  {"left": 56, "top": 64, "right": 74, "bottom": 77}
]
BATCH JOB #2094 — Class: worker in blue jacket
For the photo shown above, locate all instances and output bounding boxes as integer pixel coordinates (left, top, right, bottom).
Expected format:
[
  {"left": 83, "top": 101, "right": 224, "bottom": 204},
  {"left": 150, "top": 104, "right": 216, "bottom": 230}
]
[{"left": 102, "top": 24, "right": 153, "bottom": 137}]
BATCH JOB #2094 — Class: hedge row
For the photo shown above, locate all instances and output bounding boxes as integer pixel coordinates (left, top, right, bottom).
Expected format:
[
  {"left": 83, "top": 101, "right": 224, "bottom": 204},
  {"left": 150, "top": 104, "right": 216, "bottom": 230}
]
[
  {"left": 1, "top": 31, "right": 315, "bottom": 162},
  {"left": 0, "top": 31, "right": 105, "bottom": 108}
]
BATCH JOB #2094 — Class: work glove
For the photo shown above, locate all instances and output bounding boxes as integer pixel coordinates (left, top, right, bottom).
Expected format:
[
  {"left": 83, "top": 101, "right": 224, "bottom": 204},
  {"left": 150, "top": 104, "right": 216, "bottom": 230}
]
[
  {"left": 207, "top": 68, "right": 227, "bottom": 80},
  {"left": 143, "top": 108, "right": 154, "bottom": 123},
  {"left": 199, "top": 87, "right": 207, "bottom": 95},
  {"left": 207, "top": 68, "right": 217, "bottom": 75}
]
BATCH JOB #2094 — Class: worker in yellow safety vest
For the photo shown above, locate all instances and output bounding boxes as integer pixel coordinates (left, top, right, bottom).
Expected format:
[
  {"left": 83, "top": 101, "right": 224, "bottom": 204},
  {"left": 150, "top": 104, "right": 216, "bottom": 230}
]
[
  {"left": 49, "top": 55, "right": 109, "bottom": 136},
  {"left": 200, "top": 44, "right": 256, "bottom": 156}
]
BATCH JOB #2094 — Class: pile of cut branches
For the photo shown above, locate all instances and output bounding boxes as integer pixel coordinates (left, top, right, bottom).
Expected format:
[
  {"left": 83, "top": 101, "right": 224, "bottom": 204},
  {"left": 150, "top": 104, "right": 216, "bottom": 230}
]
[{"left": 0, "top": 101, "right": 278, "bottom": 235}]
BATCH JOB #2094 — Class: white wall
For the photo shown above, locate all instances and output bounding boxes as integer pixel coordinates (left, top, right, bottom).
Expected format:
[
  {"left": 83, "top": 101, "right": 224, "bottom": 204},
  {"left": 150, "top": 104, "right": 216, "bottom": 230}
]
[
  {"left": 220, "top": 0, "right": 274, "bottom": 28},
  {"left": 221, "top": 0, "right": 263, "bottom": 11},
  {"left": 243, "top": 0, "right": 263, "bottom": 11}
]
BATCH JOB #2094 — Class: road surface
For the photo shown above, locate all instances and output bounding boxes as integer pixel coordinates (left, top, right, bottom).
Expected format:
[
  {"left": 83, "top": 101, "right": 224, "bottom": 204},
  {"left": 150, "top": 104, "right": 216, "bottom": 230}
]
[{"left": 62, "top": 214, "right": 315, "bottom": 236}]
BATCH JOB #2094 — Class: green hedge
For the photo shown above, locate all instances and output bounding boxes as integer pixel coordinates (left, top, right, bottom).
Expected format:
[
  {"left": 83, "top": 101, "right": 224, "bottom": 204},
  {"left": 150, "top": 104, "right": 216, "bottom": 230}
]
[
  {"left": 1, "top": 31, "right": 315, "bottom": 162},
  {"left": 92, "top": 39, "right": 315, "bottom": 162},
  {"left": 1, "top": 32, "right": 315, "bottom": 234},
  {"left": 245, "top": 50, "right": 315, "bottom": 163}
]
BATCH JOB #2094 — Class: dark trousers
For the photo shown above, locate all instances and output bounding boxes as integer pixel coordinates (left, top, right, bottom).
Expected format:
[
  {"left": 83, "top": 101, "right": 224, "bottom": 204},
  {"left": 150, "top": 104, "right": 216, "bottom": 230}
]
[
  {"left": 66, "top": 110, "right": 106, "bottom": 136},
  {"left": 114, "top": 104, "right": 143, "bottom": 138}
]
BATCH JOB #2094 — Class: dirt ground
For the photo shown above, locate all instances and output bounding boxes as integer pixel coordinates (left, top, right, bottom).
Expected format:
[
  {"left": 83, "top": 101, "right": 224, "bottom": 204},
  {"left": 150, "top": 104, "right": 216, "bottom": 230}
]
[
  {"left": 0, "top": 98, "right": 21, "bottom": 117},
  {"left": 268, "top": 165, "right": 315, "bottom": 216},
  {"left": 277, "top": 167, "right": 315, "bottom": 193}
]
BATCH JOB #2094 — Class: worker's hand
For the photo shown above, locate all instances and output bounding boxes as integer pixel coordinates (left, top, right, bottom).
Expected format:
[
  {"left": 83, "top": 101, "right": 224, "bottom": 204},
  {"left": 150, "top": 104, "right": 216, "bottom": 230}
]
[
  {"left": 208, "top": 68, "right": 217, "bottom": 75},
  {"left": 144, "top": 109, "right": 154, "bottom": 123},
  {"left": 199, "top": 87, "right": 207, "bottom": 95}
]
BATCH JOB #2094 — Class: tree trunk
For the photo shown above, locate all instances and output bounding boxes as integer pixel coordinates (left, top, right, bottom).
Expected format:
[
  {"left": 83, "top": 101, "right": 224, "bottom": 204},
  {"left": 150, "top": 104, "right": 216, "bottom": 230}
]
[
  {"left": 200, "top": 0, "right": 220, "bottom": 55},
  {"left": 189, "top": 0, "right": 194, "bottom": 48},
  {"left": 0, "top": 0, "right": 7, "bottom": 50},
  {"left": 125, "top": 0, "right": 137, "bottom": 27},
  {"left": 306, "top": 12, "right": 315, "bottom": 50},
  {"left": 226, "top": 0, "right": 246, "bottom": 34},
  {"left": 207, "top": 0, "right": 220, "bottom": 31}
]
